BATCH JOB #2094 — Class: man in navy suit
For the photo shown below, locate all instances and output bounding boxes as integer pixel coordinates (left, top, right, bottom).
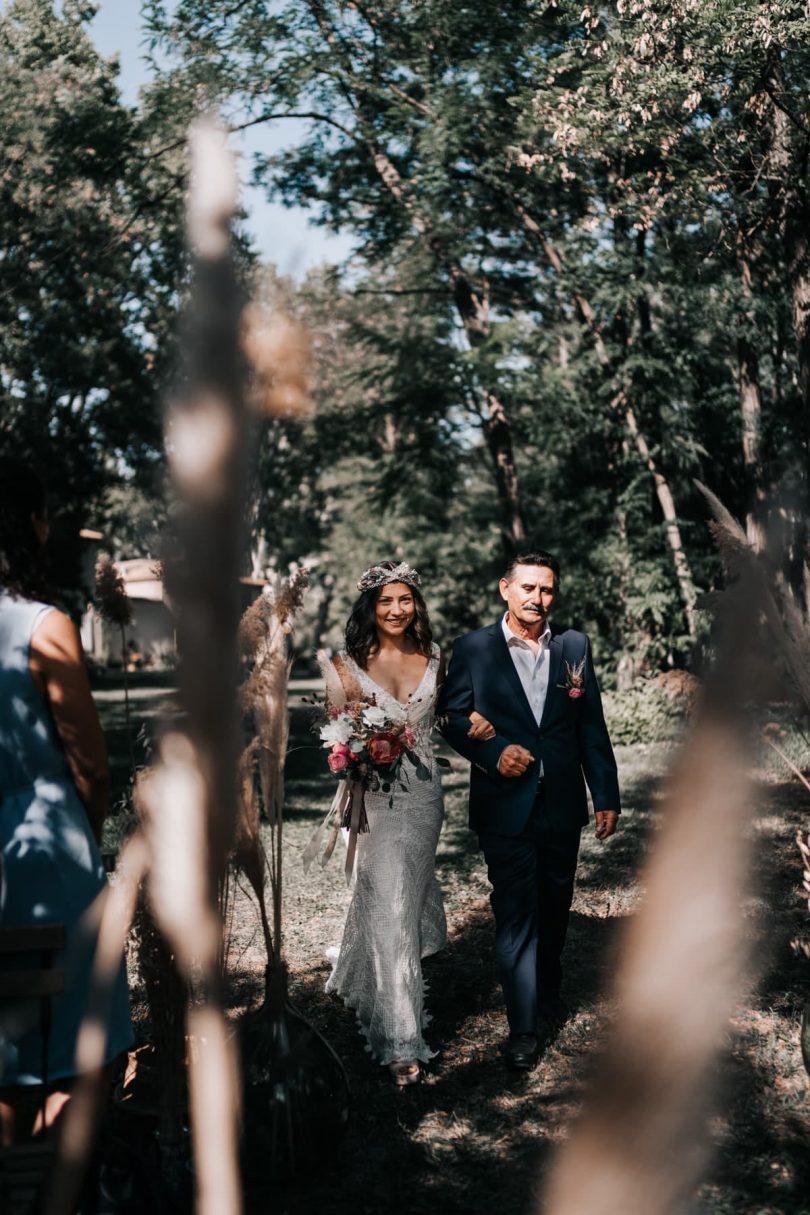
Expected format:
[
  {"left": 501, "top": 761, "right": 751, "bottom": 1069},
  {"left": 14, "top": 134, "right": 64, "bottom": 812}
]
[{"left": 438, "top": 550, "right": 620, "bottom": 1070}]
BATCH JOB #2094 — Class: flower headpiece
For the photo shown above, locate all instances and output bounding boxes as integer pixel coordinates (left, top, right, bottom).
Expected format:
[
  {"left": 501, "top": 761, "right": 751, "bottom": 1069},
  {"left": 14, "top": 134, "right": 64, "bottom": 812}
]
[{"left": 356, "top": 561, "right": 422, "bottom": 592}]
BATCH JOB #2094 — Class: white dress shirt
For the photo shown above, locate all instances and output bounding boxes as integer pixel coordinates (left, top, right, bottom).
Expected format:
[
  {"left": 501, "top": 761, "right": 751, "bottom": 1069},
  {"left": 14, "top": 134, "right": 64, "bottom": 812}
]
[
  {"left": 502, "top": 613, "right": 552, "bottom": 724},
  {"left": 502, "top": 613, "right": 551, "bottom": 776}
]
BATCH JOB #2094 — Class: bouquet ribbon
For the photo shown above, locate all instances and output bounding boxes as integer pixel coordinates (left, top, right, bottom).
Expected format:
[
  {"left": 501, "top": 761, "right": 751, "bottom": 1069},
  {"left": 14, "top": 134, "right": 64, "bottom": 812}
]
[{"left": 301, "top": 777, "right": 369, "bottom": 885}]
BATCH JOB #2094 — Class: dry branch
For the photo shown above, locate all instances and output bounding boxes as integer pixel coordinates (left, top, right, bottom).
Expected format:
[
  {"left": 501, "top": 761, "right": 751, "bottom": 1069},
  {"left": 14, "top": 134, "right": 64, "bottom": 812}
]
[
  {"left": 40, "top": 114, "right": 275, "bottom": 1215},
  {"left": 42, "top": 836, "right": 149, "bottom": 1215},
  {"left": 544, "top": 473, "right": 810, "bottom": 1211},
  {"left": 140, "top": 115, "right": 247, "bottom": 1215},
  {"left": 545, "top": 720, "right": 751, "bottom": 1215},
  {"left": 544, "top": 561, "right": 766, "bottom": 1215}
]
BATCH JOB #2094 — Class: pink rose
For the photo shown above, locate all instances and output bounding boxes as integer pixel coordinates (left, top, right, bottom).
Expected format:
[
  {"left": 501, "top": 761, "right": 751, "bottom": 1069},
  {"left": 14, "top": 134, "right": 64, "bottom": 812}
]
[
  {"left": 367, "top": 732, "right": 404, "bottom": 766},
  {"left": 403, "top": 726, "right": 417, "bottom": 749},
  {"left": 568, "top": 687, "right": 584, "bottom": 700},
  {"left": 327, "top": 743, "right": 352, "bottom": 773}
]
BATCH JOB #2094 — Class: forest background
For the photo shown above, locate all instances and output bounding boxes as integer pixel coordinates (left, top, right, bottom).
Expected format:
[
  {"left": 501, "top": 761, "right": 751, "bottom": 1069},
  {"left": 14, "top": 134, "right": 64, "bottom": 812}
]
[{"left": 3, "top": 0, "right": 810, "bottom": 687}]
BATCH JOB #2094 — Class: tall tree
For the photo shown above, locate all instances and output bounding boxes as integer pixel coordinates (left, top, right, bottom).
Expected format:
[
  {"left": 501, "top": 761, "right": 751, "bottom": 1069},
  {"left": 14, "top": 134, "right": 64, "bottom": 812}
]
[
  {"left": 144, "top": 0, "right": 581, "bottom": 550},
  {"left": 141, "top": 0, "right": 807, "bottom": 665},
  {"left": 530, "top": 1, "right": 808, "bottom": 584},
  {"left": 0, "top": 0, "right": 184, "bottom": 591}
]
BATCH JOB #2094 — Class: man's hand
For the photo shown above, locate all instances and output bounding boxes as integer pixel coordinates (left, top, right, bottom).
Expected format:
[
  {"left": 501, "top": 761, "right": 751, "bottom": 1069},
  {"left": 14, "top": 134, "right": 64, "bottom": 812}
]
[
  {"left": 497, "top": 745, "right": 535, "bottom": 778},
  {"left": 594, "top": 811, "right": 619, "bottom": 840},
  {"left": 467, "top": 711, "right": 496, "bottom": 741}
]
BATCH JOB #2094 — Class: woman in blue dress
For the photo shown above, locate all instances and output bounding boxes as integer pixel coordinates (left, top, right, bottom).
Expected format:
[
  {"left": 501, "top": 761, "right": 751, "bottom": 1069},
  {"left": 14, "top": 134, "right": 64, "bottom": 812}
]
[{"left": 0, "top": 459, "right": 132, "bottom": 1143}]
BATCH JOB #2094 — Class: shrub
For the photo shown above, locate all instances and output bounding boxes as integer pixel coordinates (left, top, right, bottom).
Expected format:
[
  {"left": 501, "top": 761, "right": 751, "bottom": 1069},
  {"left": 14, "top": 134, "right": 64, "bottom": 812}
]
[{"left": 603, "top": 679, "right": 687, "bottom": 746}]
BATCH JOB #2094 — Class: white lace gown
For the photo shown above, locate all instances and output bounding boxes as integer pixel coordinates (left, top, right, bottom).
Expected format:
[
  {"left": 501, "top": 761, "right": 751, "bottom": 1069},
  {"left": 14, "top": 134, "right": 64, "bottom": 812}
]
[{"left": 322, "top": 645, "right": 447, "bottom": 1065}]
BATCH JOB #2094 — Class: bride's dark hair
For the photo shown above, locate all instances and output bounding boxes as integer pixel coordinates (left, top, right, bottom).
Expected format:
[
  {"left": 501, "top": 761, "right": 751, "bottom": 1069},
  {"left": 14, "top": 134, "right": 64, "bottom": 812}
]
[
  {"left": 0, "top": 457, "right": 51, "bottom": 602},
  {"left": 345, "top": 560, "right": 433, "bottom": 670}
]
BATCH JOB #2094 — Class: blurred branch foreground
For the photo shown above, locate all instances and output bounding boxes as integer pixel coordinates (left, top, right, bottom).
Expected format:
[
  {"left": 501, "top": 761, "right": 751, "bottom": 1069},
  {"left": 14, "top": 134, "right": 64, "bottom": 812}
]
[
  {"left": 138, "top": 117, "right": 246, "bottom": 1215},
  {"left": 544, "top": 504, "right": 810, "bottom": 1212},
  {"left": 45, "top": 118, "right": 249, "bottom": 1215},
  {"left": 545, "top": 717, "right": 752, "bottom": 1215}
]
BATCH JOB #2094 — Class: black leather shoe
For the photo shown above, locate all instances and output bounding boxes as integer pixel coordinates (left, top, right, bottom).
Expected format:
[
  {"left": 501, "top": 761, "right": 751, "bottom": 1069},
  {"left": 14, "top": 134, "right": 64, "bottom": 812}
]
[{"left": 504, "top": 1033, "right": 539, "bottom": 1071}]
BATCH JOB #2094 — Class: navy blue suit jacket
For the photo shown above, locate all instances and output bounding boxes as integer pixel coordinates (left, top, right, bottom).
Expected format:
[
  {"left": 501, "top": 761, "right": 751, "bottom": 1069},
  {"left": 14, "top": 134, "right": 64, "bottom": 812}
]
[{"left": 437, "top": 621, "right": 620, "bottom": 836}]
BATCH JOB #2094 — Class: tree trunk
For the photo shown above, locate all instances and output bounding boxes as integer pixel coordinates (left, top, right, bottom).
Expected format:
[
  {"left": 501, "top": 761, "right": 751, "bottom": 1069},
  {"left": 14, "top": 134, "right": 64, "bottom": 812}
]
[
  {"left": 767, "top": 62, "right": 810, "bottom": 610},
  {"left": 735, "top": 246, "right": 767, "bottom": 549},
  {"left": 363, "top": 116, "right": 527, "bottom": 547},
  {"left": 534, "top": 222, "right": 698, "bottom": 635},
  {"left": 450, "top": 268, "right": 527, "bottom": 548},
  {"left": 737, "top": 331, "right": 766, "bottom": 550},
  {"left": 617, "top": 390, "right": 698, "bottom": 638},
  {"left": 786, "top": 205, "right": 810, "bottom": 508},
  {"left": 302, "top": 2, "right": 528, "bottom": 550},
  {"left": 767, "top": 65, "right": 810, "bottom": 496}
]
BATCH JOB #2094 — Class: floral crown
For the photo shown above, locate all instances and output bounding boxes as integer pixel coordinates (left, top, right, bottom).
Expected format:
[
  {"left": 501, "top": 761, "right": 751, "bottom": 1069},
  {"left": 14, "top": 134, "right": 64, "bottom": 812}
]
[{"left": 356, "top": 561, "right": 422, "bottom": 592}]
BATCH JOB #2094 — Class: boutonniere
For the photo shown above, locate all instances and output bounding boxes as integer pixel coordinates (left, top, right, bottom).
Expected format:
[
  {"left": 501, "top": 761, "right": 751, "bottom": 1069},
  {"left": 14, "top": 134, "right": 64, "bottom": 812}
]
[{"left": 557, "top": 657, "right": 586, "bottom": 699}]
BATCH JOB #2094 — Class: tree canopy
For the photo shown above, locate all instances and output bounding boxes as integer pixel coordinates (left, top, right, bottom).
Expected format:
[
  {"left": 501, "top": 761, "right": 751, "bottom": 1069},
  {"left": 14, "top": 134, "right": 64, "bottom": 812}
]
[
  {"left": 5, "top": 1, "right": 808, "bottom": 671},
  {"left": 0, "top": 0, "right": 184, "bottom": 590}
]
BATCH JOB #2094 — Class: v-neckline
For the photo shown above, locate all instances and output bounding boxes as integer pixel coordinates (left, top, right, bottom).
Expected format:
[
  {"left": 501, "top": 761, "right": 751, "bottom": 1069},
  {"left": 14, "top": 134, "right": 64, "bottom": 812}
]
[{"left": 349, "top": 652, "right": 432, "bottom": 709}]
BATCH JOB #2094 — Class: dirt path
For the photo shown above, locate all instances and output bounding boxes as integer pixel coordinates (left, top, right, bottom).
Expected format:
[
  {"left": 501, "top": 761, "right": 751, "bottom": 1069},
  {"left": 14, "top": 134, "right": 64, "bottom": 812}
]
[
  {"left": 97, "top": 687, "right": 808, "bottom": 1213},
  {"left": 216, "top": 725, "right": 809, "bottom": 1215}
]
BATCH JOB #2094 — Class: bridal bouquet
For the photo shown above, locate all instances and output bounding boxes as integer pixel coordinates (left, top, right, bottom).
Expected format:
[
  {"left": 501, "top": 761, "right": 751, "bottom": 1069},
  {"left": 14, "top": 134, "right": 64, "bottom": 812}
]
[
  {"left": 303, "top": 698, "right": 424, "bottom": 884},
  {"left": 320, "top": 699, "right": 418, "bottom": 791}
]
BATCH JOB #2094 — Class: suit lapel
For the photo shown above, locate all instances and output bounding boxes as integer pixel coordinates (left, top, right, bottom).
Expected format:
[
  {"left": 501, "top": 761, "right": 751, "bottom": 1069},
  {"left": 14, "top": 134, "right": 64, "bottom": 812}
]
[
  {"left": 539, "top": 634, "right": 564, "bottom": 730},
  {"left": 489, "top": 620, "right": 541, "bottom": 731}
]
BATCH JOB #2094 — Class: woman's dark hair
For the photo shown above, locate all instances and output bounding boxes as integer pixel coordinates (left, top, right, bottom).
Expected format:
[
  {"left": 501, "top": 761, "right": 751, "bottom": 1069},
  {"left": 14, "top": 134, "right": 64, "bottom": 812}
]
[
  {"left": 0, "top": 457, "right": 51, "bottom": 601},
  {"left": 345, "top": 560, "right": 433, "bottom": 669}
]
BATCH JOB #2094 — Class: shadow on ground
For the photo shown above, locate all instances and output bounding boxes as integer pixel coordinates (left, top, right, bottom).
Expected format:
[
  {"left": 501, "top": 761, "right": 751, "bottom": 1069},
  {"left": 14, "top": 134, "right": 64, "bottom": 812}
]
[{"left": 97, "top": 682, "right": 809, "bottom": 1215}]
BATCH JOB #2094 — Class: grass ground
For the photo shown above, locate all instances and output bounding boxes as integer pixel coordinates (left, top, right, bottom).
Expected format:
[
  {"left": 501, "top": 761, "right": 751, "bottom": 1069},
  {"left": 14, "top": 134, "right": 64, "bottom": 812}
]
[{"left": 95, "top": 685, "right": 810, "bottom": 1215}]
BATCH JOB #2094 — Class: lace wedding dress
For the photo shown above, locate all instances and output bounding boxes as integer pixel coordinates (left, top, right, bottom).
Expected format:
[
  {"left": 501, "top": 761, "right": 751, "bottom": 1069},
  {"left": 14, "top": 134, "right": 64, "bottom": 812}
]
[{"left": 321, "top": 644, "right": 447, "bottom": 1065}]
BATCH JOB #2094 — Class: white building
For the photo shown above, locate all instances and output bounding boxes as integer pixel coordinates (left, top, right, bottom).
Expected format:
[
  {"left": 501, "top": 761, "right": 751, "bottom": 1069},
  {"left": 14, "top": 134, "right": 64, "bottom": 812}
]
[{"left": 81, "top": 551, "right": 266, "bottom": 669}]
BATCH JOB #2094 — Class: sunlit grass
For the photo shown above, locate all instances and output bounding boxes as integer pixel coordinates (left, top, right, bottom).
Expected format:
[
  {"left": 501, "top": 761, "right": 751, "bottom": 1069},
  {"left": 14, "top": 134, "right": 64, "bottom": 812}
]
[{"left": 93, "top": 680, "right": 809, "bottom": 1215}]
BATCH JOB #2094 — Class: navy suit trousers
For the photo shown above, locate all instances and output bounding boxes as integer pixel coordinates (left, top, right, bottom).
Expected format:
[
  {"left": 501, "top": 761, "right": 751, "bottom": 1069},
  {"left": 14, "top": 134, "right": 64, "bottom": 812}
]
[{"left": 478, "top": 786, "right": 581, "bottom": 1035}]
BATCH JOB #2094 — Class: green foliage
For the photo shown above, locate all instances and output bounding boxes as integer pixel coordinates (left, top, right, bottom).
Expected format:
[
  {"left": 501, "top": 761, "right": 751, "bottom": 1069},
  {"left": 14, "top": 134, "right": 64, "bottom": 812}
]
[
  {"left": 0, "top": 0, "right": 185, "bottom": 590},
  {"left": 138, "top": 0, "right": 810, "bottom": 666},
  {"left": 602, "top": 681, "right": 687, "bottom": 747},
  {"left": 5, "top": 1, "right": 806, "bottom": 669}
]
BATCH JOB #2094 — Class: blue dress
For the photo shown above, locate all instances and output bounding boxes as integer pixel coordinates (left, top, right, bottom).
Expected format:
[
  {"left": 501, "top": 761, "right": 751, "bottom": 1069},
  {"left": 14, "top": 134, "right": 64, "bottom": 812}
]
[{"left": 0, "top": 591, "right": 133, "bottom": 1085}]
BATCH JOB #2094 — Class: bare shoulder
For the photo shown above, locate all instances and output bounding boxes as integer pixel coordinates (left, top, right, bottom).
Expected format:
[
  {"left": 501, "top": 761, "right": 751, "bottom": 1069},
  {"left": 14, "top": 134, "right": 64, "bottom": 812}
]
[{"left": 30, "top": 608, "right": 83, "bottom": 663}]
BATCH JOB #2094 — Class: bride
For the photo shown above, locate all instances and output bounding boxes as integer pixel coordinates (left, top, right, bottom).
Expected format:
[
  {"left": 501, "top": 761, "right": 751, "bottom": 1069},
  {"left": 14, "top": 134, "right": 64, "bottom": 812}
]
[{"left": 318, "top": 560, "right": 494, "bottom": 1085}]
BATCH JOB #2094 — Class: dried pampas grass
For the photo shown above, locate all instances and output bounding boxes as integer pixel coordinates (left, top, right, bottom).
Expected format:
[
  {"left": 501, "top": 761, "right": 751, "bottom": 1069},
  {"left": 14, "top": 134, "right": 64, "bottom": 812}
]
[
  {"left": 697, "top": 480, "right": 810, "bottom": 715},
  {"left": 241, "top": 302, "right": 313, "bottom": 418},
  {"left": 232, "top": 569, "right": 310, "bottom": 1000}
]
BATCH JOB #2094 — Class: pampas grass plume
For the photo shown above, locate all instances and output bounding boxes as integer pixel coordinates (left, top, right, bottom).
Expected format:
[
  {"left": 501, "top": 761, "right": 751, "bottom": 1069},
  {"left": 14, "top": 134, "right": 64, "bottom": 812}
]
[
  {"left": 233, "top": 569, "right": 310, "bottom": 989},
  {"left": 241, "top": 302, "right": 313, "bottom": 418}
]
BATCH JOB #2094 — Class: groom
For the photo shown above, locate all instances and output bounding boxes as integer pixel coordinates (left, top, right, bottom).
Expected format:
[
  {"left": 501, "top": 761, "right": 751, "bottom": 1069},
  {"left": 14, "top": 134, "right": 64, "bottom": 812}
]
[{"left": 438, "top": 550, "right": 620, "bottom": 1070}]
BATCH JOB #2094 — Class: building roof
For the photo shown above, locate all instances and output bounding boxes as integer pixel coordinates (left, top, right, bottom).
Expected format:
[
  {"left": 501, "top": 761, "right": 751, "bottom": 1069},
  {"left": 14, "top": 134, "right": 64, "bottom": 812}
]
[{"left": 113, "top": 558, "right": 267, "bottom": 603}]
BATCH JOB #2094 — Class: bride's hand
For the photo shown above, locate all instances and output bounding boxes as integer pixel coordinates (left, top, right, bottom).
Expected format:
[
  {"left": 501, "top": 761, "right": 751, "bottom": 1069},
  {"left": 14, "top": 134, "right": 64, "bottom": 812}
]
[{"left": 468, "top": 711, "right": 496, "bottom": 741}]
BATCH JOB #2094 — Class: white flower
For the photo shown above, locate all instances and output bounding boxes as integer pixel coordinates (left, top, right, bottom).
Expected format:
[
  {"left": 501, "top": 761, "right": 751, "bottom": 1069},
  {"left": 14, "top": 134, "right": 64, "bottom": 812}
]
[
  {"left": 361, "top": 705, "right": 389, "bottom": 729},
  {"left": 320, "top": 717, "right": 354, "bottom": 746}
]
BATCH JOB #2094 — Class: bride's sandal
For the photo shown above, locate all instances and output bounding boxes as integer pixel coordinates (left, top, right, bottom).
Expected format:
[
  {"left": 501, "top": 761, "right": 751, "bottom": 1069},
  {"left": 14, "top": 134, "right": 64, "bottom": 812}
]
[{"left": 389, "top": 1061, "right": 420, "bottom": 1087}]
